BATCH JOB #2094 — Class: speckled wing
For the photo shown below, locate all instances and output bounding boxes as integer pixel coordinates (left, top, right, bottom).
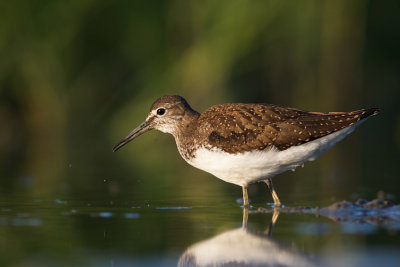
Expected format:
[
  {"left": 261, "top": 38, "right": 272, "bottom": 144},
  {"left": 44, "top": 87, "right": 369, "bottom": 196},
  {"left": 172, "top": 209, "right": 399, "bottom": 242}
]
[{"left": 199, "top": 103, "right": 379, "bottom": 153}]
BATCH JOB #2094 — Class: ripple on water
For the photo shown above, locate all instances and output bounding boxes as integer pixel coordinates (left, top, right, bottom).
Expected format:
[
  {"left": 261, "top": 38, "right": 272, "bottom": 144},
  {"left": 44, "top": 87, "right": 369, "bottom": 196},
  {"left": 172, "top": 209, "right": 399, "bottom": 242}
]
[
  {"left": 98, "top": 212, "right": 113, "bottom": 218},
  {"left": 0, "top": 217, "right": 7, "bottom": 226},
  {"left": 2, "top": 217, "right": 43, "bottom": 227},
  {"left": 124, "top": 213, "right": 140, "bottom": 219},
  {"left": 55, "top": 199, "right": 68, "bottom": 205},
  {"left": 90, "top": 212, "right": 114, "bottom": 218},
  {"left": 340, "top": 222, "right": 376, "bottom": 234},
  {"left": 296, "top": 222, "right": 331, "bottom": 235},
  {"left": 155, "top": 207, "right": 192, "bottom": 210}
]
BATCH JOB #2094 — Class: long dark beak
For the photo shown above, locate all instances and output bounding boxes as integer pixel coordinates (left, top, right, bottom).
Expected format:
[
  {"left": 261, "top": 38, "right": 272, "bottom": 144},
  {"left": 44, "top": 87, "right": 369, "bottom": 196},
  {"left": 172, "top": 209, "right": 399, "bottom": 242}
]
[{"left": 112, "top": 121, "right": 151, "bottom": 152}]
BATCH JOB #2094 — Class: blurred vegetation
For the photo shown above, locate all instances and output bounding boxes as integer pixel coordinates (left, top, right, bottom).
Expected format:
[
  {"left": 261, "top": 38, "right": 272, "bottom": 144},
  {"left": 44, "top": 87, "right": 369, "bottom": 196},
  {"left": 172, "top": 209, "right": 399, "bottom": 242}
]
[
  {"left": 1, "top": 0, "right": 400, "bottom": 265},
  {"left": 0, "top": 0, "right": 399, "bottom": 202}
]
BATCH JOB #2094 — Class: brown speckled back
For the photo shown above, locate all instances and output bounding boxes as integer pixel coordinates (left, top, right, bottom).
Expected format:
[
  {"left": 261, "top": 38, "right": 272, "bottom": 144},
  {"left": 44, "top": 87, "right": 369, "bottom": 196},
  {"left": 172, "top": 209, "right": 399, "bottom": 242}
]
[{"left": 194, "top": 103, "right": 379, "bottom": 153}]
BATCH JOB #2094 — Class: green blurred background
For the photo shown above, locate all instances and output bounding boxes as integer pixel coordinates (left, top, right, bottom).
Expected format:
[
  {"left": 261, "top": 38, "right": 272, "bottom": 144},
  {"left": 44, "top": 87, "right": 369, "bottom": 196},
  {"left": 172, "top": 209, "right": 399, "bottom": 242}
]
[{"left": 0, "top": 0, "right": 399, "bottom": 203}]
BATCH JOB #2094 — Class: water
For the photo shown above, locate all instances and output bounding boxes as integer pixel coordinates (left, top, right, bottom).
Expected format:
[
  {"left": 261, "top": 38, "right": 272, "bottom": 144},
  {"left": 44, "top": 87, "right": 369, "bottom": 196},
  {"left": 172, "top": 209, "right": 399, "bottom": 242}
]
[
  {"left": 1, "top": 190, "right": 399, "bottom": 267},
  {"left": 0, "top": 109, "right": 397, "bottom": 266}
]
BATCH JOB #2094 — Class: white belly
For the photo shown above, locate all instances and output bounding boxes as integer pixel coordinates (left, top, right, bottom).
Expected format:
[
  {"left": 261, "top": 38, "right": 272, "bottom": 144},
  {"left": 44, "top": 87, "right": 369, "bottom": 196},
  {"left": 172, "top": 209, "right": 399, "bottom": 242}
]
[{"left": 185, "top": 123, "right": 360, "bottom": 186}]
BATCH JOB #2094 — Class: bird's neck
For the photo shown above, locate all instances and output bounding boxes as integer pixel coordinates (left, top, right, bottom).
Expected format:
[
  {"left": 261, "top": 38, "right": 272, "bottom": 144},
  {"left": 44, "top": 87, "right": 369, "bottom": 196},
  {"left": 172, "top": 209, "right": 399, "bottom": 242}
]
[
  {"left": 174, "top": 109, "right": 200, "bottom": 138},
  {"left": 172, "top": 109, "right": 201, "bottom": 161}
]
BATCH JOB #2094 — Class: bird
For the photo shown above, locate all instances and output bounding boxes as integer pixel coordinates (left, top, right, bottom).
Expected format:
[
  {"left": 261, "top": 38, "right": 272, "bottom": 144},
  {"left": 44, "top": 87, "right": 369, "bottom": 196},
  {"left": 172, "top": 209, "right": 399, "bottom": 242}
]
[
  {"left": 178, "top": 210, "right": 315, "bottom": 267},
  {"left": 112, "top": 95, "right": 379, "bottom": 208}
]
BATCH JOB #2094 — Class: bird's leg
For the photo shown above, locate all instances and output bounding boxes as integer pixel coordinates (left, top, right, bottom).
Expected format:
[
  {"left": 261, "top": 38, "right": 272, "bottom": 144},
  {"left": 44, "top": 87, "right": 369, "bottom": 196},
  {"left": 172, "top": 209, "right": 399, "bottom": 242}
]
[
  {"left": 242, "top": 185, "right": 249, "bottom": 208},
  {"left": 242, "top": 206, "right": 249, "bottom": 228},
  {"left": 265, "top": 178, "right": 282, "bottom": 207},
  {"left": 265, "top": 208, "right": 280, "bottom": 237}
]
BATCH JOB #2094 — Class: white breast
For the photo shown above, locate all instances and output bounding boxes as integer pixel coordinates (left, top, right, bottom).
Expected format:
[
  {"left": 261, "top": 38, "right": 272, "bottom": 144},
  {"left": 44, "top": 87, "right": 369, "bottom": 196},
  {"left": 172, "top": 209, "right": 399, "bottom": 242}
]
[{"left": 184, "top": 122, "right": 361, "bottom": 186}]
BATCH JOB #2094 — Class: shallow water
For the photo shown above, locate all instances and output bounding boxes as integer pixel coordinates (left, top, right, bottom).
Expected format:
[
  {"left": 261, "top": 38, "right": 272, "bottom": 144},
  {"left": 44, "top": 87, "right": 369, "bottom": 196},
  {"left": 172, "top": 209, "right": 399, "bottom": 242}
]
[
  {"left": 1, "top": 118, "right": 398, "bottom": 266},
  {"left": 1, "top": 190, "right": 400, "bottom": 267}
]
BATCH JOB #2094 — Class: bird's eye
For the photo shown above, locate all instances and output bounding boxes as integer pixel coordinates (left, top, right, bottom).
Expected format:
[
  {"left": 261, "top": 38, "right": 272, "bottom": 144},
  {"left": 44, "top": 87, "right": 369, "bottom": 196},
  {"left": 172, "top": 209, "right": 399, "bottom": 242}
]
[{"left": 156, "top": 108, "right": 166, "bottom": 116}]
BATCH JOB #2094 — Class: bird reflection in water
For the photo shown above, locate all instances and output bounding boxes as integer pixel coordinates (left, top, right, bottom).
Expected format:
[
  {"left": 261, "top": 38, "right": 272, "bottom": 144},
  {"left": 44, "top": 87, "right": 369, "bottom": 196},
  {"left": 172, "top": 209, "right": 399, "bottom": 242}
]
[{"left": 178, "top": 209, "right": 316, "bottom": 267}]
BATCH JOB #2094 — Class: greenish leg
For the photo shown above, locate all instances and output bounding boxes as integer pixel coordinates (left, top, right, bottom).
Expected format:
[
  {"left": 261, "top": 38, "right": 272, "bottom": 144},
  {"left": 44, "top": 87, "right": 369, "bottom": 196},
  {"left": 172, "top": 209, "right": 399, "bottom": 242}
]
[{"left": 265, "top": 178, "right": 282, "bottom": 207}]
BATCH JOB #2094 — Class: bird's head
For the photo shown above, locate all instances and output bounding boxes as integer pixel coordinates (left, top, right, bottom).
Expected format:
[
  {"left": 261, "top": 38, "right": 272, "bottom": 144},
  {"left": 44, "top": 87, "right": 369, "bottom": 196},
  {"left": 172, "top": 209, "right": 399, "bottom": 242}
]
[{"left": 112, "top": 95, "right": 197, "bottom": 152}]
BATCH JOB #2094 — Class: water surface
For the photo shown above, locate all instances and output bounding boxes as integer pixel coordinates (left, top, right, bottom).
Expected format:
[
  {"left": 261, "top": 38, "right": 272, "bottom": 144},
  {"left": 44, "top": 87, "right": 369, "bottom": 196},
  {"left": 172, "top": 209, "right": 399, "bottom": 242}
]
[{"left": 1, "top": 190, "right": 399, "bottom": 267}]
